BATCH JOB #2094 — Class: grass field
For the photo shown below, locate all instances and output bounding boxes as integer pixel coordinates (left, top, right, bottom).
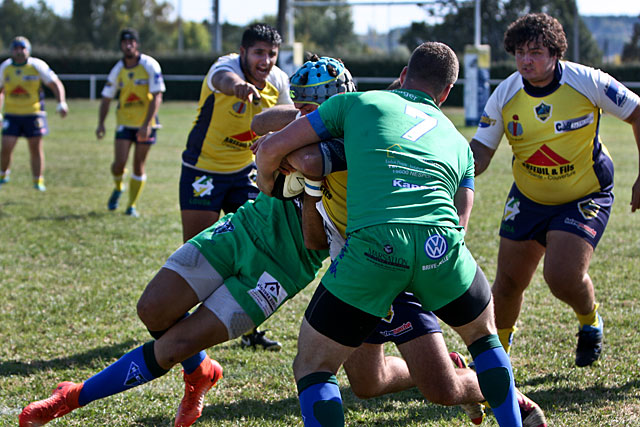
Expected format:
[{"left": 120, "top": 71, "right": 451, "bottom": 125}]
[{"left": 1, "top": 99, "right": 639, "bottom": 426}]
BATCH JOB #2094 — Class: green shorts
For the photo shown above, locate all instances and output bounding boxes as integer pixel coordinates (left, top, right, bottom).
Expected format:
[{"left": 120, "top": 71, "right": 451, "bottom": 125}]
[
  {"left": 322, "top": 223, "right": 477, "bottom": 317},
  {"left": 189, "top": 195, "right": 328, "bottom": 325}
]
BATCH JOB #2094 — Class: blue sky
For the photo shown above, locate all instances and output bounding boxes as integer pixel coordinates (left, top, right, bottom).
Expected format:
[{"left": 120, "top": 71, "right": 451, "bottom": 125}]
[{"left": 17, "top": 0, "right": 640, "bottom": 35}]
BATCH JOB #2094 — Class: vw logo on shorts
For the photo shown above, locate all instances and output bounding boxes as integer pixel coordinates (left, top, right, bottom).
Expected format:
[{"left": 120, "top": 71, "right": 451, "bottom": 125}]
[{"left": 424, "top": 234, "right": 448, "bottom": 259}]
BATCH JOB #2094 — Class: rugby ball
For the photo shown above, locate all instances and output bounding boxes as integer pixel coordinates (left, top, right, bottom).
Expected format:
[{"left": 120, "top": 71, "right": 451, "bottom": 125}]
[{"left": 272, "top": 170, "right": 305, "bottom": 200}]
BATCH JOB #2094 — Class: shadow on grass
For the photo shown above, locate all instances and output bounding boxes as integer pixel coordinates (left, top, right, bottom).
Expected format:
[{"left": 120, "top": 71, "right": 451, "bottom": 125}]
[
  {"left": 0, "top": 340, "right": 137, "bottom": 377},
  {"left": 135, "top": 387, "right": 462, "bottom": 426},
  {"left": 520, "top": 374, "right": 640, "bottom": 413},
  {"left": 31, "top": 210, "right": 108, "bottom": 222}
]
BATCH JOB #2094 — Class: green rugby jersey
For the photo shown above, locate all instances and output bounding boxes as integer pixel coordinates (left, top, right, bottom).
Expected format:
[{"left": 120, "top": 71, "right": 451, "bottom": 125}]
[{"left": 307, "top": 89, "right": 474, "bottom": 233}]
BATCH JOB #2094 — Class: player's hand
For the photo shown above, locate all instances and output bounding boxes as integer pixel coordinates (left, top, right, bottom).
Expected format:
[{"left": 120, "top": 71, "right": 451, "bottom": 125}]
[
  {"left": 96, "top": 124, "right": 106, "bottom": 139},
  {"left": 251, "top": 133, "right": 272, "bottom": 155},
  {"left": 137, "top": 125, "right": 151, "bottom": 142},
  {"left": 233, "top": 81, "right": 261, "bottom": 104},
  {"left": 56, "top": 101, "right": 68, "bottom": 118},
  {"left": 631, "top": 175, "right": 640, "bottom": 212},
  {"left": 256, "top": 169, "right": 276, "bottom": 197},
  {"left": 278, "top": 158, "right": 297, "bottom": 175}
]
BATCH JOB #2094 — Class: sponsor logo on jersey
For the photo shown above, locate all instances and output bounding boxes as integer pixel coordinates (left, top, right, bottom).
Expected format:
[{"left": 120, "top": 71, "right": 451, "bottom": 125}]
[
  {"left": 564, "top": 217, "right": 597, "bottom": 238},
  {"left": 9, "top": 85, "right": 29, "bottom": 97},
  {"left": 192, "top": 175, "right": 214, "bottom": 197},
  {"left": 502, "top": 196, "right": 520, "bottom": 221},
  {"left": 22, "top": 75, "right": 39, "bottom": 81},
  {"left": 124, "top": 362, "right": 149, "bottom": 387},
  {"left": 526, "top": 144, "right": 570, "bottom": 166},
  {"left": 248, "top": 271, "right": 289, "bottom": 317},
  {"left": 383, "top": 244, "right": 393, "bottom": 254},
  {"left": 604, "top": 79, "right": 627, "bottom": 107},
  {"left": 134, "top": 78, "right": 149, "bottom": 85},
  {"left": 506, "top": 114, "right": 523, "bottom": 137},
  {"left": 577, "top": 199, "right": 601, "bottom": 220},
  {"left": 213, "top": 219, "right": 234, "bottom": 234},
  {"left": 523, "top": 144, "right": 575, "bottom": 178},
  {"left": 424, "top": 234, "right": 448, "bottom": 260},
  {"left": 478, "top": 110, "right": 495, "bottom": 128},
  {"left": 223, "top": 129, "right": 257, "bottom": 149},
  {"left": 380, "top": 321, "right": 414, "bottom": 338},
  {"left": 392, "top": 178, "right": 436, "bottom": 190},
  {"left": 232, "top": 101, "right": 246, "bottom": 114},
  {"left": 15, "top": 69, "right": 22, "bottom": 75},
  {"left": 554, "top": 112, "right": 594, "bottom": 133},
  {"left": 128, "top": 72, "right": 134, "bottom": 80},
  {"left": 125, "top": 93, "right": 143, "bottom": 106},
  {"left": 364, "top": 248, "right": 410, "bottom": 270},
  {"left": 385, "top": 144, "right": 404, "bottom": 158},
  {"left": 534, "top": 102, "right": 552, "bottom": 122}
]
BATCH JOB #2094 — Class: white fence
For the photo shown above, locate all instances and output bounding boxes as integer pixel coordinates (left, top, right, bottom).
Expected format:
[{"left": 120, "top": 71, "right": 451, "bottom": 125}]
[{"left": 59, "top": 74, "right": 640, "bottom": 100}]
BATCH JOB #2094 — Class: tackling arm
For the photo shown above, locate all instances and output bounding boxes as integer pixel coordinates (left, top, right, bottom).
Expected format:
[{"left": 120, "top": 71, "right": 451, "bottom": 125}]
[
  {"left": 624, "top": 104, "right": 640, "bottom": 212},
  {"left": 251, "top": 105, "right": 299, "bottom": 135},
  {"left": 469, "top": 139, "right": 496, "bottom": 176},
  {"left": 255, "top": 117, "right": 321, "bottom": 196}
]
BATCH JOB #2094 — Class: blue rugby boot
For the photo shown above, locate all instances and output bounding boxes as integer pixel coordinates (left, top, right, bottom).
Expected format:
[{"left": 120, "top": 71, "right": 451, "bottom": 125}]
[
  {"left": 575, "top": 314, "right": 603, "bottom": 367},
  {"left": 108, "top": 189, "right": 122, "bottom": 210}
]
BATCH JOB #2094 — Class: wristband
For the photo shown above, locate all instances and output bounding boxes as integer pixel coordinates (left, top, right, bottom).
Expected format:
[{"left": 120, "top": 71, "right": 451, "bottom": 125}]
[
  {"left": 56, "top": 101, "right": 68, "bottom": 113},
  {"left": 304, "top": 178, "right": 323, "bottom": 197}
]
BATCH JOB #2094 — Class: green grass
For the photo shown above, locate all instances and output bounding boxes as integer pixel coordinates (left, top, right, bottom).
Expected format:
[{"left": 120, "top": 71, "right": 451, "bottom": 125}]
[{"left": 1, "top": 100, "right": 639, "bottom": 426}]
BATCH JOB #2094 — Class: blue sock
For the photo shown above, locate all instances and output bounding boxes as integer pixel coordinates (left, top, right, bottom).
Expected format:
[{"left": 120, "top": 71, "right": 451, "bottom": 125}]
[
  {"left": 468, "top": 335, "right": 521, "bottom": 427},
  {"left": 297, "top": 372, "right": 344, "bottom": 426},
  {"left": 78, "top": 342, "right": 169, "bottom": 406},
  {"left": 148, "top": 313, "right": 206, "bottom": 375}
]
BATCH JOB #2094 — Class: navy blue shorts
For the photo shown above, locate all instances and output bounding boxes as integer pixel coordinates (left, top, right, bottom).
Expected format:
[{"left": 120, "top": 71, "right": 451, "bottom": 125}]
[
  {"left": 364, "top": 292, "right": 441, "bottom": 345},
  {"left": 2, "top": 114, "right": 48, "bottom": 138},
  {"left": 179, "top": 163, "right": 259, "bottom": 213},
  {"left": 499, "top": 183, "right": 613, "bottom": 248},
  {"left": 115, "top": 126, "right": 157, "bottom": 144}
]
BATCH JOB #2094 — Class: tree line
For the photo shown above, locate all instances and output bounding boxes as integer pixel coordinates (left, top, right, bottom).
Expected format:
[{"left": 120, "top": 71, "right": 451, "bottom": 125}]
[{"left": 1, "top": 0, "right": 638, "bottom": 64}]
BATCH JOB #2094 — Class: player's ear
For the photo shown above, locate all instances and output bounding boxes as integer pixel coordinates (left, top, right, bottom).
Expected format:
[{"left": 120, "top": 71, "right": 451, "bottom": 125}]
[
  {"left": 438, "top": 84, "right": 453, "bottom": 106},
  {"left": 399, "top": 67, "right": 408, "bottom": 86}
]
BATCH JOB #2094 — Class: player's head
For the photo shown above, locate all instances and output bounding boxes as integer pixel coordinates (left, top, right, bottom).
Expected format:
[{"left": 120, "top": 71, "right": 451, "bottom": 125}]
[
  {"left": 119, "top": 28, "right": 140, "bottom": 58},
  {"left": 289, "top": 54, "right": 356, "bottom": 115},
  {"left": 240, "top": 23, "right": 281, "bottom": 88},
  {"left": 10, "top": 36, "right": 31, "bottom": 63},
  {"left": 241, "top": 23, "right": 282, "bottom": 50},
  {"left": 403, "top": 42, "right": 458, "bottom": 105},
  {"left": 504, "top": 13, "right": 567, "bottom": 59}
]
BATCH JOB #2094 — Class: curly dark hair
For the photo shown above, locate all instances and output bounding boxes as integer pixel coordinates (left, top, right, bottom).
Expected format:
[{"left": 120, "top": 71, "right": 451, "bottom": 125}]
[
  {"left": 241, "top": 23, "right": 282, "bottom": 49},
  {"left": 504, "top": 13, "right": 567, "bottom": 59}
]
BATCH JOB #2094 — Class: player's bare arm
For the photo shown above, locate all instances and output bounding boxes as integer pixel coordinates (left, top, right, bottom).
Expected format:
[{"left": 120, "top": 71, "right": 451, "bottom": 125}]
[
  {"left": 96, "top": 97, "right": 112, "bottom": 139},
  {"left": 623, "top": 104, "right": 640, "bottom": 212},
  {"left": 469, "top": 139, "right": 496, "bottom": 176},
  {"left": 137, "top": 91, "right": 162, "bottom": 141},
  {"left": 454, "top": 187, "right": 474, "bottom": 230},
  {"left": 46, "top": 79, "right": 68, "bottom": 118},
  {"left": 301, "top": 192, "right": 330, "bottom": 250},
  {"left": 212, "top": 70, "right": 261, "bottom": 104},
  {"left": 251, "top": 104, "right": 298, "bottom": 136},
  {"left": 255, "top": 117, "right": 320, "bottom": 195}
]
